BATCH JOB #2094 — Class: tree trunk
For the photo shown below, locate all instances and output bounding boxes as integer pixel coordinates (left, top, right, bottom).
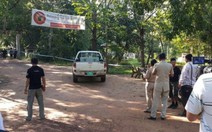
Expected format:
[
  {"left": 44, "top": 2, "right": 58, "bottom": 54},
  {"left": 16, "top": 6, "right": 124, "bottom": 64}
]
[
  {"left": 91, "top": 9, "right": 97, "bottom": 50},
  {"left": 159, "top": 37, "right": 164, "bottom": 53},
  {"left": 91, "top": 29, "right": 97, "bottom": 50},
  {"left": 48, "top": 29, "right": 53, "bottom": 52},
  {"left": 16, "top": 33, "right": 21, "bottom": 57},
  {"left": 146, "top": 39, "right": 154, "bottom": 66},
  {"left": 139, "top": 28, "right": 145, "bottom": 67}
]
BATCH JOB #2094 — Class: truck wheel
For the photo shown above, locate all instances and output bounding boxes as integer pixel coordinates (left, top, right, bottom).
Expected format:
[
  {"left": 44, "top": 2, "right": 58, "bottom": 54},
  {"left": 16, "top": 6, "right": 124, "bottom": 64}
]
[
  {"left": 73, "top": 74, "right": 78, "bottom": 83},
  {"left": 101, "top": 75, "right": 106, "bottom": 82}
]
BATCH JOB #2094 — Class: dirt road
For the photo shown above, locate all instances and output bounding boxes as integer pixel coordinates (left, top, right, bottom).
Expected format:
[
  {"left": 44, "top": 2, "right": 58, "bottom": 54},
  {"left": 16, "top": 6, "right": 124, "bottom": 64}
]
[{"left": 0, "top": 59, "right": 199, "bottom": 132}]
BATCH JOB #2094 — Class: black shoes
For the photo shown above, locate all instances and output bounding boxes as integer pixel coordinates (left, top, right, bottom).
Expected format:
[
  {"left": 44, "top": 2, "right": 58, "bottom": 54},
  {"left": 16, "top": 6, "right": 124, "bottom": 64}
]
[
  {"left": 25, "top": 118, "right": 31, "bottom": 121},
  {"left": 147, "top": 116, "right": 156, "bottom": 120},
  {"left": 148, "top": 116, "right": 166, "bottom": 120},
  {"left": 161, "top": 117, "right": 166, "bottom": 120},
  {"left": 168, "top": 103, "right": 174, "bottom": 108},
  {"left": 144, "top": 110, "right": 151, "bottom": 113},
  {"left": 172, "top": 103, "right": 178, "bottom": 109},
  {"left": 168, "top": 103, "right": 178, "bottom": 109}
]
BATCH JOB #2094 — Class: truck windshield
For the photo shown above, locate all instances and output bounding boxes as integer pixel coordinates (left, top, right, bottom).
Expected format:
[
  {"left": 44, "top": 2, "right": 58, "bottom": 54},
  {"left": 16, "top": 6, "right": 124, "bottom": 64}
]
[{"left": 77, "top": 52, "right": 102, "bottom": 62}]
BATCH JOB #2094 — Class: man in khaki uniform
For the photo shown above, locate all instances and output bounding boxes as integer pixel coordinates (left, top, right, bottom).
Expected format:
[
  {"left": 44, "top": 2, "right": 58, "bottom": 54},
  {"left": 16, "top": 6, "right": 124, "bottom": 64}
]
[
  {"left": 148, "top": 53, "right": 174, "bottom": 120},
  {"left": 143, "top": 59, "right": 157, "bottom": 113}
]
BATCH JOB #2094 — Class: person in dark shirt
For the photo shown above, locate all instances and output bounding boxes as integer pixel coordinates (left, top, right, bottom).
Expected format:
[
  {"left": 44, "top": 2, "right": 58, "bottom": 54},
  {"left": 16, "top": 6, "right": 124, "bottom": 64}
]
[
  {"left": 168, "top": 58, "right": 181, "bottom": 109},
  {"left": 13, "top": 49, "right": 17, "bottom": 58},
  {"left": 2, "top": 49, "right": 7, "bottom": 59},
  {"left": 24, "top": 58, "right": 46, "bottom": 121}
]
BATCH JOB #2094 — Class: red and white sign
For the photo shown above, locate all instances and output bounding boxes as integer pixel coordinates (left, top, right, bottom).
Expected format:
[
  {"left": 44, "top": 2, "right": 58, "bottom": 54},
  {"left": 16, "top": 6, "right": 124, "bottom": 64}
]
[{"left": 31, "top": 9, "right": 85, "bottom": 30}]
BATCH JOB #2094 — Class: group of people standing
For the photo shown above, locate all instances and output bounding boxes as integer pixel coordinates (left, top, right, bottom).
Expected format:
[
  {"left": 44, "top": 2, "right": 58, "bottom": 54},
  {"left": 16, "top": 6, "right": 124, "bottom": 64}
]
[
  {"left": 143, "top": 53, "right": 174, "bottom": 120},
  {"left": 9, "top": 48, "right": 18, "bottom": 58},
  {"left": 143, "top": 53, "right": 212, "bottom": 131},
  {"left": 0, "top": 48, "right": 17, "bottom": 59},
  {"left": 143, "top": 53, "right": 197, "bottom": 119}
]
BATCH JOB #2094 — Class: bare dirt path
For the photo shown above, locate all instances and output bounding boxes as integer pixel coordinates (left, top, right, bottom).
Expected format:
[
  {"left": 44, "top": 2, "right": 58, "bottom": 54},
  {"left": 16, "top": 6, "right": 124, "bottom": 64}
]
[{"left": 0, "top": 59, "right": 199, "bottom": 132}]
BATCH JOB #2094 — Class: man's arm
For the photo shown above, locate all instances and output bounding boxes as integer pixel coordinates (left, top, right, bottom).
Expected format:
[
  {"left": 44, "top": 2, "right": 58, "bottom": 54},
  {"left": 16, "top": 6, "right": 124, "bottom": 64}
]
[
  {"left": 25, "top": 78, "right": 30, "bottom": 94},
  {"left": 170, "top": 66, "right": 174, "bottom": 77},
  {"left": 152, "top": 64, "right": 157, "bottom": 75},
  {"left": 41, "top": 76, "right": 46, "bottom": 91},
  {"left": 186, "top": 111, "right": 199, "bottom": 121},
  {"left": 144, "top": 68, "right": 151, "bottom": 79},
  {"left": 178, "top": 64, "right": 187, "bottom": 87}
]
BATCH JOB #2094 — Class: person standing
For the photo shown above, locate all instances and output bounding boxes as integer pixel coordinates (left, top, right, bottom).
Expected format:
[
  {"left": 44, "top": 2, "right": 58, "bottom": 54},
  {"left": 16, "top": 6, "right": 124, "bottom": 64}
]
[
  {"left": 148, "top": 53, "right": 174, "bottom": 120},
  {"left": 178, "top": 54, "right": 197, "bottom": 116},
  {"left": 2, "top": 49, "right": 7, "bottom": 59},
  {"left": 185, "top": 73, "right": 212, "bottom": 132},
  {"left": 13, "top": 49, "right": 17, "bottom": 58},
  {"left": 25, "top": 58, "right": 46, "bottom": 121},
  {"left": 168, "top": 58, "right": 181, "bottom": 109},
  {"left": 9, "top": 48, "right": 13, "bottom": 58},
  {"left": 143, "top": 59, "right": 157, "bottom": 113}
]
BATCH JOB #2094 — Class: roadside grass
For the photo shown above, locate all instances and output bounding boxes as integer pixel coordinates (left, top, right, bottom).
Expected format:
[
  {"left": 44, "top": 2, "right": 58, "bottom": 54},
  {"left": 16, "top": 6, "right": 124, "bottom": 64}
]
[
  {"left": 119, "top": 59, "right": 140, "bottom": 66},
  {"left": 108, "top": 65, "right": 131, "bottom": 74},
  {"left": 108, "top": 59, "right": 140, "bottom": 74}
]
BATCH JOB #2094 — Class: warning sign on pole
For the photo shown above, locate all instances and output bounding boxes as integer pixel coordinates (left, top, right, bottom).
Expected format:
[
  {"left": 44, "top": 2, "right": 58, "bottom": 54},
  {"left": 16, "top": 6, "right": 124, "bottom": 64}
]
[{"left": 31, "top": 9, "right": 85, "bottom": 30}]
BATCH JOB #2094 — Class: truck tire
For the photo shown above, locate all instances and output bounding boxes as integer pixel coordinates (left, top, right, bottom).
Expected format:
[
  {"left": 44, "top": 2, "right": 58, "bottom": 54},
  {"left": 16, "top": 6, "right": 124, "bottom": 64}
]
[
  {"left": 73, "top": 74, "right": 78, "bottom": 83},
  {"left": 101, "top": 75, "right": 106, "bottom": 82}
]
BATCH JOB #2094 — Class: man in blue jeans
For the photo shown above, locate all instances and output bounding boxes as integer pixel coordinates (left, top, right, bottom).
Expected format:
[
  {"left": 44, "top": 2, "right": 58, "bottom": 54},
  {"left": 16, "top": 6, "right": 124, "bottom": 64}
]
[{"left": 24, "top": 58, "right": 46, "bottom": 121}]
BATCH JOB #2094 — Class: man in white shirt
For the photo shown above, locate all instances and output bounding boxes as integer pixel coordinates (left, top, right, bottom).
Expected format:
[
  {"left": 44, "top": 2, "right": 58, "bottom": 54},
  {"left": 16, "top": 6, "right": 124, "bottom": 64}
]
[
  {"left": 185, "top": 73, "right": 212, "bottom": 132},
  {"left": 178, "top": 54, "right": 198, "bottom": 116}
]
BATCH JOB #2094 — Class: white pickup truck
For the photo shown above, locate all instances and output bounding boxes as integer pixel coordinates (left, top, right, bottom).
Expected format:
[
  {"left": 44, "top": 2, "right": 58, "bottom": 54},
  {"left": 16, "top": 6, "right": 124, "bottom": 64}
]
[{"left": 72, "top": 51, "right": 107, "bottom": 82}]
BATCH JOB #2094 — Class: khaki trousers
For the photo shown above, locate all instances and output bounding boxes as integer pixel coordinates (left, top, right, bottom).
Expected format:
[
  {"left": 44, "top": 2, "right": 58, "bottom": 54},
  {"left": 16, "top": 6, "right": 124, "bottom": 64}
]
[
  {"left": 145, "top": 82, "right": 154, "bottom": 111},
  {"left": 26, "top": 89, "right": 45, "bottom": 120},
  {"left": 150, "top": 82, "right": 169, "bottom": 118}
]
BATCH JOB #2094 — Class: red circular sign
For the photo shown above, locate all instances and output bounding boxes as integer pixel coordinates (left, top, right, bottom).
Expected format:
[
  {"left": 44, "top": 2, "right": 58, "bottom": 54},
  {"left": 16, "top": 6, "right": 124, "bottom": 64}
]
[{"left": 33, "top": 11, "right": 46, "bottom": 25}]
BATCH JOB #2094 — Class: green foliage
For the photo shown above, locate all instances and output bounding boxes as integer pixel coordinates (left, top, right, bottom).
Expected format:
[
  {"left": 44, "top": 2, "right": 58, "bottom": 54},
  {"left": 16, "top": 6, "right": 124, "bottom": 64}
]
[
  {"left": 120, "top": 59, "right": 140, "bottom": 66},
  {"left": 169, "top": 0, "right": 212, "bottom": 57},
  {"left": 0, "top": 0, "right": 211, "bottom": 67},
  {"left": 108, "top": 65, "right": 132, "bottom": 74}
]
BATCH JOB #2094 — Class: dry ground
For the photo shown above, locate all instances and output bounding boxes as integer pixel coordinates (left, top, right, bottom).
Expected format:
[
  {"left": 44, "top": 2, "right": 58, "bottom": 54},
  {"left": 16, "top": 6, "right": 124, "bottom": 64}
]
[{"left": 0, "top": 59, "right": 199, "bottom": 132}]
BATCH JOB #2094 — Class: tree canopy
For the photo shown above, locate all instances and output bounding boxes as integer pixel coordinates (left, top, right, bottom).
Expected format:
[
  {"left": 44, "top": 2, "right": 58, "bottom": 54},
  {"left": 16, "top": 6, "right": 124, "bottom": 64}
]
[{"left": 0, "top": 0, "right": 211, "bottom": 65}]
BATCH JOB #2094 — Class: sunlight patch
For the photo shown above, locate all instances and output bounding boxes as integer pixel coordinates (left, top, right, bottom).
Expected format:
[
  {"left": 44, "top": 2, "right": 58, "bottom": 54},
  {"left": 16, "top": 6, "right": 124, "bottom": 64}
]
[
  {"left": 168, "top": 115, "right": 200, "bottom": 123},
  {"left": 56, "top": 102, "right": 90, "bottom": 108},
  {"left": 90, "top": 95, "right": 115, "bottom": 101},
  {"left": 0, "top": 99, "right": 18, "bottom": 109},
  {"left": 51, "top": 72, "right": 72, "bottom": 75},
  {"left": 79, "top": 114, "right": 101, "bottom": 123}
]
